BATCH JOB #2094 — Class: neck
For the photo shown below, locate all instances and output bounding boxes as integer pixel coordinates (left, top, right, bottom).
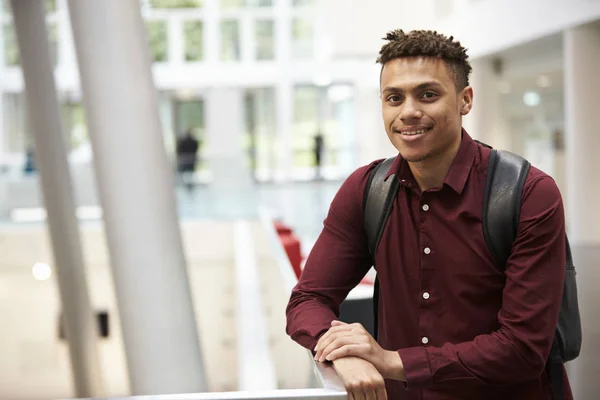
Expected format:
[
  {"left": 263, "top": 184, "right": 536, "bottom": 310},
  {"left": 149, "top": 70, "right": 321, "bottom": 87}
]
[{"left": 408, "top": 136, "right": 462, "bottom": 192}]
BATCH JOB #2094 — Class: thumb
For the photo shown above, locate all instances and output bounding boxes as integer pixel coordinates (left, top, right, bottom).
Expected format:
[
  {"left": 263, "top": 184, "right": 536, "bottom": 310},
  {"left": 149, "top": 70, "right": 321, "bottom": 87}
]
[{"left": 331, "top": 320, "right": 347, "bottom": 326}]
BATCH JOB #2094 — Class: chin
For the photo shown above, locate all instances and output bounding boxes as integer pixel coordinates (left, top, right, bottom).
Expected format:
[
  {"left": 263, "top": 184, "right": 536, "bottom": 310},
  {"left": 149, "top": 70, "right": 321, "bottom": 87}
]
[{"left": 399, "top": 151, "right": 430, "bottom": 163}]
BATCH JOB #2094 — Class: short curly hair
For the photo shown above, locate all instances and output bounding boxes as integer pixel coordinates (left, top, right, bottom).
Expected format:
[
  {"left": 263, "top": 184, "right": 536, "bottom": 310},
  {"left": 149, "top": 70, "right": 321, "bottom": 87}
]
[{"left": 377, "top": 29, "right": 472, "bottom": 90}]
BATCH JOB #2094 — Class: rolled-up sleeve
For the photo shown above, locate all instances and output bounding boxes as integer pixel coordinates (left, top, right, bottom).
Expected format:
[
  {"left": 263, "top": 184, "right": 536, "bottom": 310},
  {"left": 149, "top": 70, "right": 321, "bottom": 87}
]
[
  {"left": 399, "top": 176, "right": 566, "bottom": 387},
  {"left": 285, "top": 163, "right": 377, "bottom": 351}
]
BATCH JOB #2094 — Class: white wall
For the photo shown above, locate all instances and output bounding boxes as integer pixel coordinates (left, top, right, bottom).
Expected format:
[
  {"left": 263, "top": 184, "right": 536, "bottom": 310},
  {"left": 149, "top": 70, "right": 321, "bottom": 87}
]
[
  {"left": 324, "top": 0, "right": 437, "bottom": 60},
  {"left": 437, "top": 0, "right": 600, "bottom": 58},
  {"left": 325, "top": 0, "right": 600, "bottom": 60}
]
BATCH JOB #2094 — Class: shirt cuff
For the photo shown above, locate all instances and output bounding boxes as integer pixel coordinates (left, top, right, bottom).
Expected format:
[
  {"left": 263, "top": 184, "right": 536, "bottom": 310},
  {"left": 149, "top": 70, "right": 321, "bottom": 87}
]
[{"left": 398, "top": 346, "right": 433, "bottom": 387}]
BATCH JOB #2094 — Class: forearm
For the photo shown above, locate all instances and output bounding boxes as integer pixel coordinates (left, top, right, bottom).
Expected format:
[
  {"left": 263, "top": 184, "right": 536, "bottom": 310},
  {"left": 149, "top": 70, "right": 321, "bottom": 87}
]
[
  {"left": 286, "top": 296, "right": 337, "bottom": 350},
  {"left": 399, "top": 328, "right": 553, "bottom": 387},
  {"left": 382, "top": 350, "right": 405, "bottom": 381}
]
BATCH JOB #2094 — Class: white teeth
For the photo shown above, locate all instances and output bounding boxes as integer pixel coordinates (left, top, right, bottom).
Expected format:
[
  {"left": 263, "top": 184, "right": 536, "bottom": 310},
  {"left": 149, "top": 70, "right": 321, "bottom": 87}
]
[{"left": 401, "top": 129, "right": 427, "bottom": 136}]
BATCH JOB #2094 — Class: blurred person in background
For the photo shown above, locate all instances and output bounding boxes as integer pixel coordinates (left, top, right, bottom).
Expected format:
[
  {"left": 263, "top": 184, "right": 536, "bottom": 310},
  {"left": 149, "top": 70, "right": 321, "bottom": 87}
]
[
  {"left": 176, "top": 129, "right": 200, "bottom": 191},
  {"left": 23, "top": 146, "right": 36, "bottom": 175},
  {"left": 314, "top": 131, "right": 325, "bottom": 180},
  {"left": 286, "top": 30, "right": 569, "bottom": 400}
]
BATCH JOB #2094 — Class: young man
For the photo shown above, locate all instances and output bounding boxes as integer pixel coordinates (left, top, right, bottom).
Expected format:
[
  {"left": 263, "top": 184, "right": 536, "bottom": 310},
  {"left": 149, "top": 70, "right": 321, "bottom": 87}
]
[{"left": 285, "top": 30, "right": 570, "bottom": 400}]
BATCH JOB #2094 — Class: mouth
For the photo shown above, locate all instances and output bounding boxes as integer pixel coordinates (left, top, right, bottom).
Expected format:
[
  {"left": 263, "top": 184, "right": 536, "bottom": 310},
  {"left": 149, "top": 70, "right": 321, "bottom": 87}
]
[{"left": 393, "top": 127, "right": 432, "bottom": 139}]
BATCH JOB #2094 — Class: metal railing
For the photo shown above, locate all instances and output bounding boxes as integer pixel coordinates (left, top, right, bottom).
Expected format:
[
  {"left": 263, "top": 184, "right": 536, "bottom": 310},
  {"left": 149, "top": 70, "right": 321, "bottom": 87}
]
[
  {"left": 73, "top": 360, "right": 345, "bottom": 400},
  {"left": 72, "top": 211, "right": 346, "bottom": 400}
]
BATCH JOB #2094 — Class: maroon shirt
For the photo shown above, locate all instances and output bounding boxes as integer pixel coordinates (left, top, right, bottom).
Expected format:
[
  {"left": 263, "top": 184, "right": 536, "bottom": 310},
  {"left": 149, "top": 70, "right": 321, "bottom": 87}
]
[{"left": 286, "top": 132, "right": 571, "bottom": 399}]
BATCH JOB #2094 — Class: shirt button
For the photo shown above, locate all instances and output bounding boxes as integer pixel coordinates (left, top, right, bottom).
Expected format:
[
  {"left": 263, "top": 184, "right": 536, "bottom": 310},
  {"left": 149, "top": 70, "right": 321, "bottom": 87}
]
[
  {"left": 422, "top": 337, "right": 429, "bottom": 344},
  {"left": 422, "top": 204, "right": 430, "bottom": 211},
  {"left": 424, "top": 247, "right": 431, "bottom": 255},
  {"left": 423, "top": 292, "right": 430, "bottom": 300}
]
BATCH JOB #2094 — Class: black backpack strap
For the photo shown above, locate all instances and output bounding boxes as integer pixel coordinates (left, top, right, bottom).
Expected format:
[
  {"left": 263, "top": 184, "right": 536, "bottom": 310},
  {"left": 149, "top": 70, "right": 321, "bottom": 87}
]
[
  {"left": 484, "top": 150, "right": 567, "bottom": 399},
  {"left": 482, "top": 149, "right": 530, "bottom": 266},
  {"left": 546, "top": 340, "right": 565, "bottom": 400},
  {"left": 363, "top": 156, "right": 400, "bottom": 264},
  {"left": 363, "top": 156, "right": 399, "bottom": 341}
]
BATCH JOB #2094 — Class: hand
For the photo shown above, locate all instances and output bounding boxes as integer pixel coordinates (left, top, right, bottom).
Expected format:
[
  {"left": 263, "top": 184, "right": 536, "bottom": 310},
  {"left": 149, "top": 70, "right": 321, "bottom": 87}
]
[
  {"left": 332, "top": 356, "right": 388, "bottom": 400},
  {"left": 314, "top": 321, "right": 404, "bottom": 380}
]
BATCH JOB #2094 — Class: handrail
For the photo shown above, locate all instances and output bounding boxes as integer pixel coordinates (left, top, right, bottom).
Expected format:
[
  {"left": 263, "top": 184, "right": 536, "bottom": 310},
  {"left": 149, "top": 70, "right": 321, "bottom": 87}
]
[
  {"left": 71, "top": 212, "right": 347, "bottom": 400},
  {"left": 257, "top": 207, "right": 347, "bottom": 394},
  {"left": 71, "top": 343, "right": 346, "bottom": 400},
  {"left": 234, "top": 220, "right": 277, "bottom": 390}
]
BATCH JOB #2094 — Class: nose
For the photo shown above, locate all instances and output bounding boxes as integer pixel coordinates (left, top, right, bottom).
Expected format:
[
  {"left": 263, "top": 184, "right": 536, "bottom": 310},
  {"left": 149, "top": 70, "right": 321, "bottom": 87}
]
[{"left": 397, "top": 98, "right": 423, "bottom": 123}]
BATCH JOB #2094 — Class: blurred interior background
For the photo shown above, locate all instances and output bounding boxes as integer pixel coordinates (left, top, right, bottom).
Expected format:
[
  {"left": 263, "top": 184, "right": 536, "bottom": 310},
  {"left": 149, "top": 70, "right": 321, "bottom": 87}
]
[{"left": 0, "top": 0, "right": 599, "bottom": 399}]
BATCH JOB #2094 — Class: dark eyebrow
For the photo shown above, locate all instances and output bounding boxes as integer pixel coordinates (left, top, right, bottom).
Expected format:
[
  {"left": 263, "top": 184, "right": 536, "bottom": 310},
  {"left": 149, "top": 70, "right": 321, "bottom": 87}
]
[{"left": 381, "top": 81, "right": 443, "bottom": 95}]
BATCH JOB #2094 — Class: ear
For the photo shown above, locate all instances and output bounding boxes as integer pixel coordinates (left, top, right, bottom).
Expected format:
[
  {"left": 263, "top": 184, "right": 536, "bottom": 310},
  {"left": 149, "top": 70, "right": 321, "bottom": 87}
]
[{"left": 459, "top": 86, "right": 474, "bottom": 116}]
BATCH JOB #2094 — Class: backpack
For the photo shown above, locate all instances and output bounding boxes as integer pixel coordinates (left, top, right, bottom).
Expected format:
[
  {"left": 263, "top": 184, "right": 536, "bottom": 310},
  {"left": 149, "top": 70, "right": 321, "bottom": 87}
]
[{"left": 363, "top": 146, "right": 582, "bottom": 399}]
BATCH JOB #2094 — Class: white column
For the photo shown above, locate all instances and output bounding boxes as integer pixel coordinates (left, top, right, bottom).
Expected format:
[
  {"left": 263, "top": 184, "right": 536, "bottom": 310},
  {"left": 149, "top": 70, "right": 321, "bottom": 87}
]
[
  {"left": 0, "top": 2, "right": 5, "bottom": 165},
  {"left": 564, "top": 24, "right": 600, "bottom": 244},
  {"left": 205, "top": 87, "right": 256, "bottom": 214},
  {"left": 275, "top": 0, "right": 293, "bottom": 181},
  {"left": 204, "top": 0, "right": 219, "bottom": 64},
  {"left": 9, "top": 1, "right": 104, "bottom": 397},
  {"left": 355, "top": 84, "right": 394, "bottom": 165},
  {"left": 206, "top": 87, "right": 245, "bottom": 161},
  {"left": 240, "top": 14, "right": 254, "bottom": 63},
  {"left": 67, "top": 0, "right": 207, "bottom": 395},
  {"left": 463, "top": 58, "right": 511, "bottom": 151},
  {"left": 168, "top": 15, "right": 184, "bottom": 65}
]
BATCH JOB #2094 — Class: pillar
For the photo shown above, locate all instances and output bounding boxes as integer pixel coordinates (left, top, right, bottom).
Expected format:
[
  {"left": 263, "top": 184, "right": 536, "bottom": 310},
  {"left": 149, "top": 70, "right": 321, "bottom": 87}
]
[
  {"left": 564, "top": 24, "right": 600, "bottom": 244},
  {"left": 355, "top": 83, "right": 394, "bottom": 166},
  {"left": 67, "top": 0, "right": 207, "bottom": 394},
  {"left": 463, "top": 57, "right": 511, "bottom": 151},
  {"left": 205, "top": 87, "right": 256, "bottom": 217},
  {"left": 563, "top": 23, "right": 600, "bottom": 400},
  {"left": 9, "top": 0, "right": 104, "bottom": 397}
]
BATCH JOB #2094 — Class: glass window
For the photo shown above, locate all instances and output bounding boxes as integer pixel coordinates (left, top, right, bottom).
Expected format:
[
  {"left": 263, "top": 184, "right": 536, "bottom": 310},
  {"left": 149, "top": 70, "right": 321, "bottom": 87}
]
[
  {"left": 45, "top": 0, "right": 57, "bottom": 12},
  {"left": 2, "top": 21, "right": 58, "bottom": 67},
  {"left": 3, "top": 21, "right": 19, "bottom": 66},
  {"left": 292, "top": 84, "right": 357, "bottom": 180},
  {"left": 146, "top": 20, "right": 168, "bottom": 62},
  {"left": 293, "top": 0, "right": 314, "bottom": 6},
  {"left": 292, "top": 86, "right": 320, "bottom": 169},
  {"left": 2, "top": 0, "right": 57, "bottom": 12},
  {"left": 243, "top": 88, "right": 276, "bottom": 181},
  {"left": 220, "top": 0, "right": 244, "bottom": 7},
  {"left": 184, "top": 21, "right": 203, "bottom": 61},
  {"left": 2, "top": 92, "right": 30, "bottom": 153},
  {"left": 255, "top": 20, "right": 274, "bottom": 61},
  {"left": 62, "top": 102, "right": 89, "bottom": 152},
  {"left": 149, "top": 0, "right": 204, "bottom": 8},
  {"left": 291, "top": 18, "right": 313, "bottom": 59},
  {"left": 221, "top": 20, "right": 240, "bottom": 61},
  {"left": 220, "top": 0, "right": 272, "bottom": 8}
]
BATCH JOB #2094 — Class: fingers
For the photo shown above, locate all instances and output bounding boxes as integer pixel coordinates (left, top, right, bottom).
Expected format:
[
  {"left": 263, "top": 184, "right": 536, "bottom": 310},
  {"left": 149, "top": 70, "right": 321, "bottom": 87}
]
[
  {"left": 317, "top": 332, "right": 358, "bottom": 361},
  {"left": 331, "top": 320, "right": 348, "bottom": 327},
  {"left": 325, "top": 343, "right": 364, "bottom": 362},
  {"left": 376, "top": 384, "right": 388, "bottom": 400},
  {"left": 314, "top": 323, "right": 366, "bottom": 360},
  {"left": 346, "top": 377, "right": 386, "bottom": 400}
]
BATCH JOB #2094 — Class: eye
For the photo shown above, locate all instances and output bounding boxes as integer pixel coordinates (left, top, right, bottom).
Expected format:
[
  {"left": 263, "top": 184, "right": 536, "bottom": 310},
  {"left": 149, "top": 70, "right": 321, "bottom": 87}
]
[
  {"left": 421, "top": 92, "right": 438, "bottom": 100},
  {"left": 387, "top": 95, "right": 403, "bottom": 103}
]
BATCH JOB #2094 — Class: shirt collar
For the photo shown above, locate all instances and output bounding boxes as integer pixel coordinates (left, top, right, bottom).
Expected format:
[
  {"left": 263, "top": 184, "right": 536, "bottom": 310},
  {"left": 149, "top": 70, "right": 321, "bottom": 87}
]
[{"left": 384, "top": 128, "right": 477, "bottom": 195}]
